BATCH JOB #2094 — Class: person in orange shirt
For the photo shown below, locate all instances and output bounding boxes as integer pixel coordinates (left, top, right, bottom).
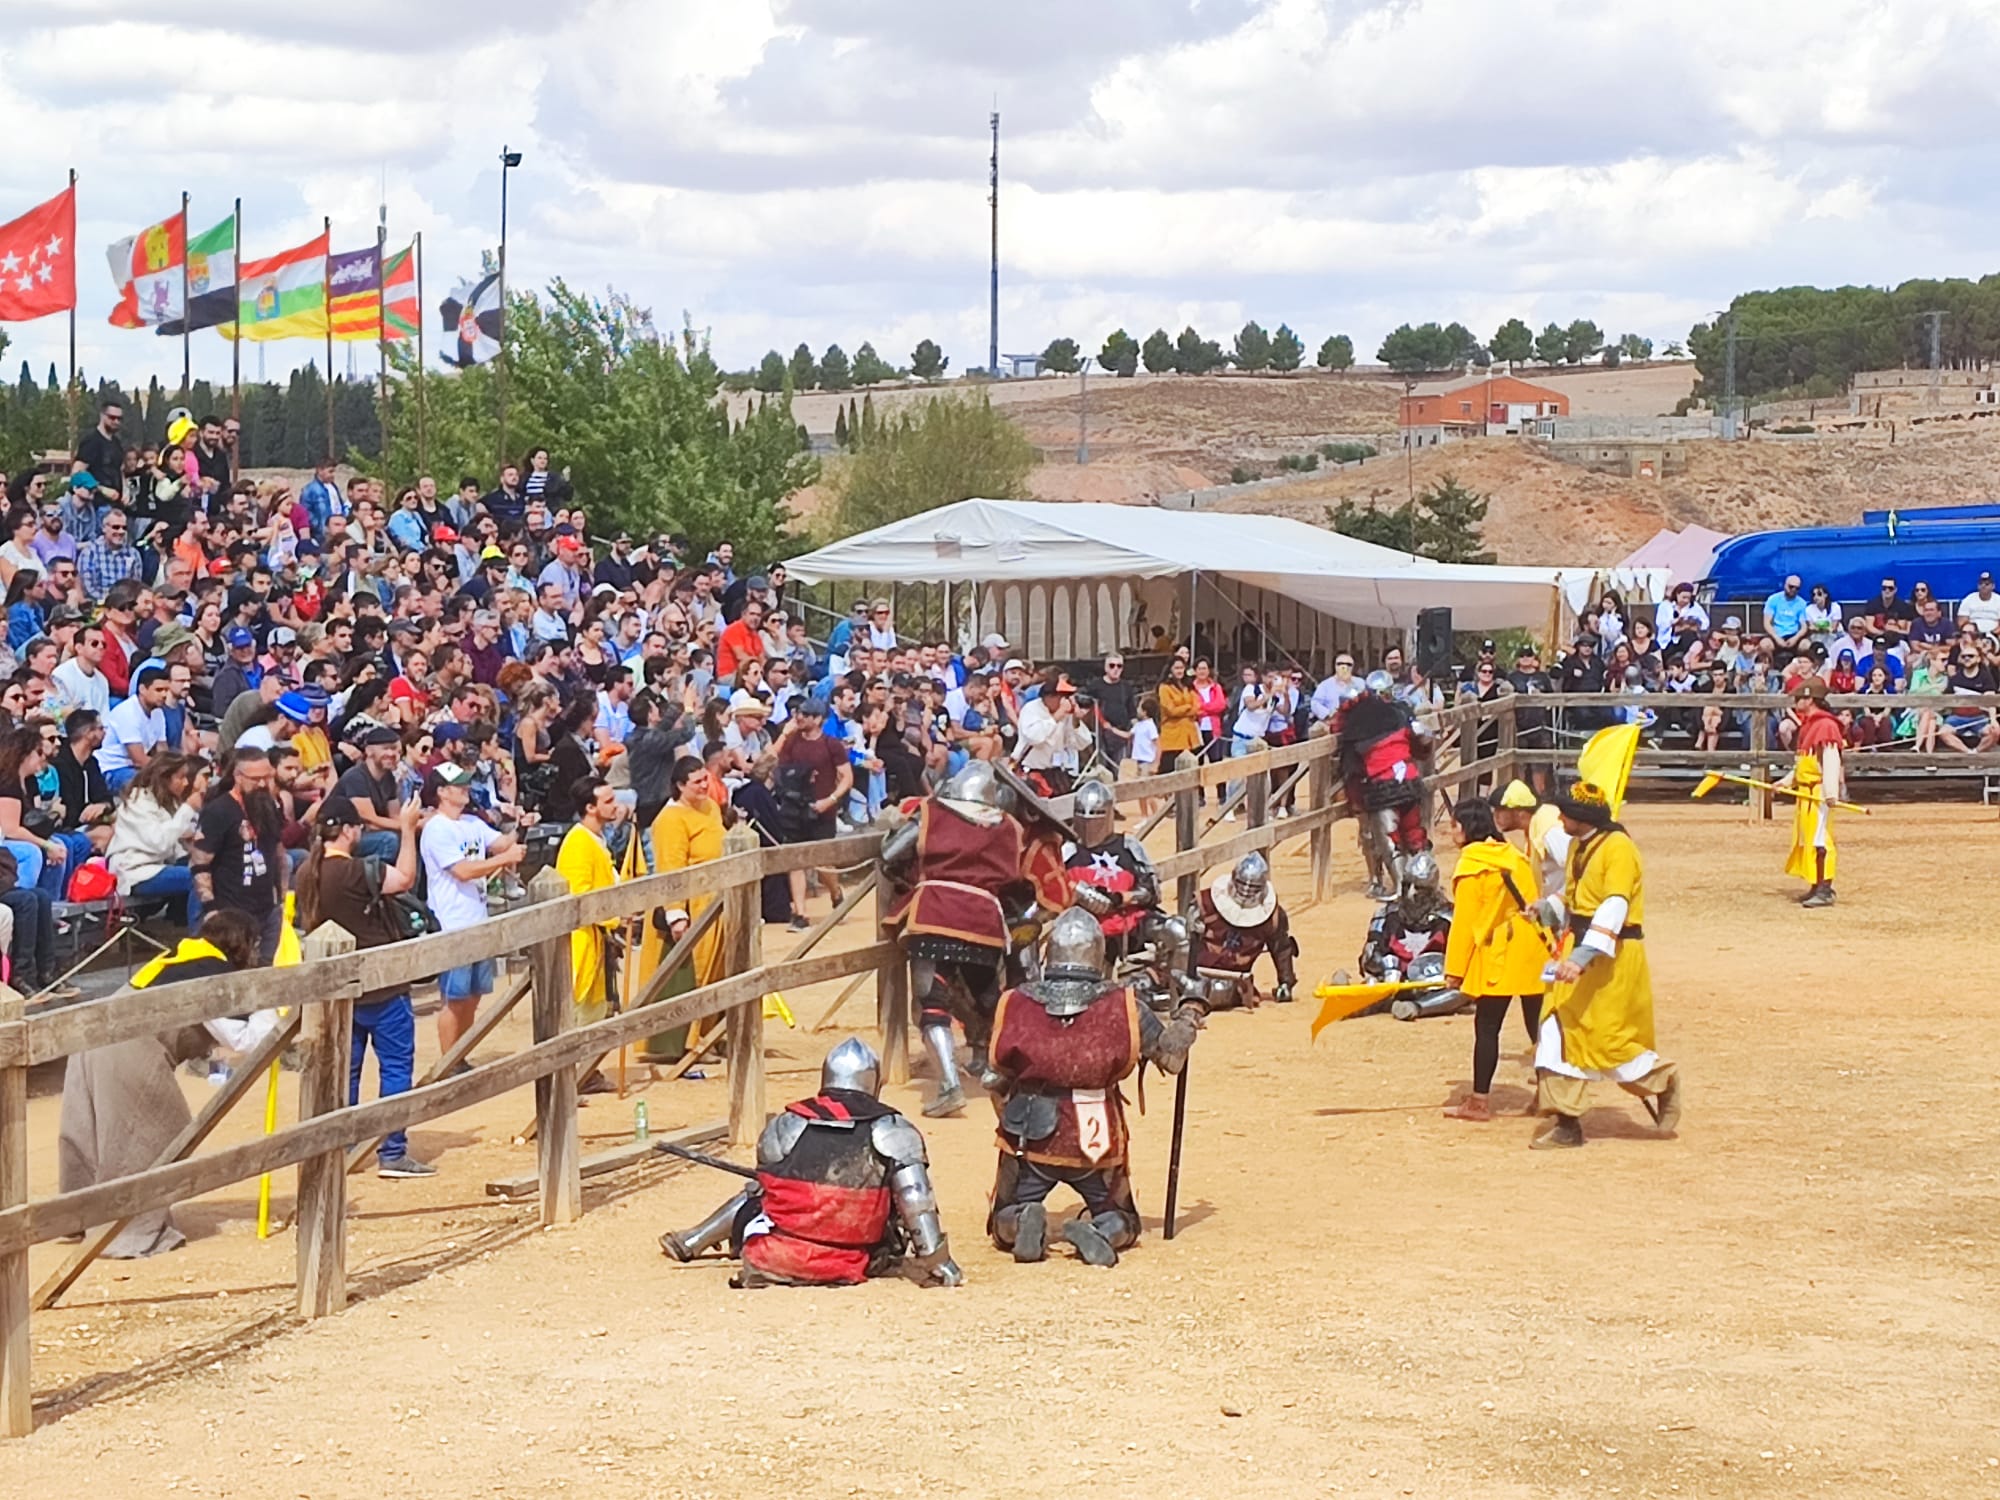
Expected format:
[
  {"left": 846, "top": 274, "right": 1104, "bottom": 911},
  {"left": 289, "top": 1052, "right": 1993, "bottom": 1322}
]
[
  {"left": 1439, "top": 797, "right": 1545, "bottom": 1122},
  {"left": 715, "top": 598, "right": 769, "bottom": 680}
]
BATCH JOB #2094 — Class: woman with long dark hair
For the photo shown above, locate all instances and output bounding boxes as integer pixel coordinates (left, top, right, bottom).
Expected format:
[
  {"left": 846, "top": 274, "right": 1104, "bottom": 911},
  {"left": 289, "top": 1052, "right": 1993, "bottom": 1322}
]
[
  {"left": 107, "top": 753, "right": 202, "bottom": 923},
  {"left": 1439, "top": 797, "right": 1544, "bottom": 1122}
]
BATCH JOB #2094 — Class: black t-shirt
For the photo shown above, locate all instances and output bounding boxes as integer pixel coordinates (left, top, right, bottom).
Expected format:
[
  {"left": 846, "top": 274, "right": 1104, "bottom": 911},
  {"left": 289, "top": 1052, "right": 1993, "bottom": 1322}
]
[
  {"left": 75, "top": 428, "right": 125, "bottom": 493},
  {"left": 1558, "top": 653, "right": 1605, "bottom": 693},
  {"left": 197, "top": 792, "right": 280, "bottom": 915},
  {"left": 194, "top": 440, "right": 231, "bottom": 492},
  {"left": 595, "top": 554, "right": 637, "bottom": 591},
  {"left": 1948, "top": 662, "right": 1995, "bottom": 695},
  {"left": 1092, "top": 676, "right": 1138, "bottom": 733},
  {"left": 337, "top": 762, "right": 396, "bottom": 818}
]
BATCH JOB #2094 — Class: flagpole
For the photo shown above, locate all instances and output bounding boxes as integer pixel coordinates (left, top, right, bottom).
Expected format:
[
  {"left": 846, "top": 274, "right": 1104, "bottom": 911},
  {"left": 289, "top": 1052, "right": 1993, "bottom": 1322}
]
[
  {"left": 65, "top": 168, "right": 77, "bottom": 444},
  {"left": 230, "top": 196, "right": 242, "bottom": 421},
  {"left": 376, "top": 218, "right": 388, "bottom": 462},
  {"left": 322, "top": 215, "right": 334, "bottom": 461},
  {"left": 179, "top": 191, "right": 191, "bottom": 399},
  {"left": 414, "top": 231, "right": 428, "bottom": 471}
]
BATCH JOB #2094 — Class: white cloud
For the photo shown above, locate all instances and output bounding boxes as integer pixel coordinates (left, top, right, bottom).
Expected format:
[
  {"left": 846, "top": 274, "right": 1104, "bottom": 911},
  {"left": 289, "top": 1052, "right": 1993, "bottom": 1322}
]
[{"left": 0, "top": 0, "right": 1995, "bottom": 397}]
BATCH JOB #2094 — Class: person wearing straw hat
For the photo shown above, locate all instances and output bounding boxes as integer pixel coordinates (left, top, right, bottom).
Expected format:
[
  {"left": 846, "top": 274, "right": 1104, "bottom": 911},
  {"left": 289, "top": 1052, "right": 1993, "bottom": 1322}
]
[
  {"left": 1191, "top": 851, "right": 1299, "bottom": 1011},
  {"left": 1528, "top": 782, "right": 1682, "bottom": 1150},
  {"left": 1779, "top": 678, "right": 1845, "bottom": 909}
]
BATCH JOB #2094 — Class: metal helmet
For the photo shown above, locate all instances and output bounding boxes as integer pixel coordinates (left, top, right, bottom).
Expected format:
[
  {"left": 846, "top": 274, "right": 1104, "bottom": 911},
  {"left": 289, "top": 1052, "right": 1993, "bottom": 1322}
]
[
  {"left": 1404, "top": 850, "right": 1440, "bottom": 891},
  {"left": 821, "top": 1036, "right": 883, "bottom": 1098},
  {"left": 1035, "top": 908, "right": 1107, "bottom": 1018},
  {"left": 941, "top": 758, "right": 1016, "bottom": 814},
  {"left": 1043, "top": 907, "right": 1107, "bottom": 982},
  {"left": 1229, "top": 851, "right": 1272, "bottom": 909},
  {"left": 1072, "top": 777, "right": 1117, "bottom": 846},
  {"left": 1365, "top": 670, "right": 1395, "bottom": 698}
]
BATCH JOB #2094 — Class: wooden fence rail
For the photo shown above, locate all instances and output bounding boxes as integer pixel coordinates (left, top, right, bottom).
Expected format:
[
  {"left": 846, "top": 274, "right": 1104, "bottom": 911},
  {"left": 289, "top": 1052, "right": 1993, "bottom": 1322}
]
[{"left": 0, "top": 731, "right": 1367, "bottom": 1437}]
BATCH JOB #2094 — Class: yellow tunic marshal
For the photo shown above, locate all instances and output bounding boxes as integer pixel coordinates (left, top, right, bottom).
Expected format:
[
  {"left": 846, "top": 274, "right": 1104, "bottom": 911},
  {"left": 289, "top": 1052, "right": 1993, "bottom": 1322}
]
[{"left": 1544, "top": 828, "right": 1655, "bottom": 1074}]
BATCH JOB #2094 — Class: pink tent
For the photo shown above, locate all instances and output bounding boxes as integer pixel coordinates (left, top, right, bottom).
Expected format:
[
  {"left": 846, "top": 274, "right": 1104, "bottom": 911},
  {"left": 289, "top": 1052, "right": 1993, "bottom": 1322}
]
[{"left": 1616, "top": 526, "right": 1730, "bottom": 586}]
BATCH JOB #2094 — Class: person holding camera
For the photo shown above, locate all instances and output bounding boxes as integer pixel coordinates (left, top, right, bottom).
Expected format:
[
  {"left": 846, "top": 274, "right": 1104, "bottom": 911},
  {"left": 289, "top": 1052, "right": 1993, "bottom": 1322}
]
[{"left": 1014, "top": 668, "right": 1090, "bottom": 796}]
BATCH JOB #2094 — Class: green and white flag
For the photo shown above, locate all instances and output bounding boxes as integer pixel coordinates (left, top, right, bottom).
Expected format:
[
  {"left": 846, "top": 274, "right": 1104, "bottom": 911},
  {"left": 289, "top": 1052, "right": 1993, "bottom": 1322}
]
[{"left": 155, "top": 212, "right": 235, "bottom": 336}]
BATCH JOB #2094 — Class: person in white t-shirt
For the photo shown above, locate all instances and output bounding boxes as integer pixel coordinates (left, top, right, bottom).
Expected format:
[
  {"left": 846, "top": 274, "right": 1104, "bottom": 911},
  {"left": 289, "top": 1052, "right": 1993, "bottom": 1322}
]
[
  {"left": 420, "top": 763, "right": 525, "bottom": 1057},
  {"left": 95, "top": 667, "right": 171, "bottom": 792},
  {"left": 49, "top": 623, "right": 112, "bottom": 719},
  {"left": 1959, "top": 572, "right": 2000, "bottom": 634}
]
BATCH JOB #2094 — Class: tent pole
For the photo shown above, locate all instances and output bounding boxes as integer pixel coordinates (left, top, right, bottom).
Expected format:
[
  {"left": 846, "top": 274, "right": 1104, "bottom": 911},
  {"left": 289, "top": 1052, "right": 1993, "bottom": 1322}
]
[{"left": 1187, "top": 569, "right": 1199, "bottom": 663}]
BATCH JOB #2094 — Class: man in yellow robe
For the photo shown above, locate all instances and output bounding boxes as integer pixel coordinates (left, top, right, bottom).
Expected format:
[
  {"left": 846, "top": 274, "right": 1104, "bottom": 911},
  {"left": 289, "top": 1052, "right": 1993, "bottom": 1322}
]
[
  {"left": 1530, "top": 781, "right": 1682, "bottom": 1150},
  {"left": 556, "top": 779, "right": 625, "bottom": 1097}
]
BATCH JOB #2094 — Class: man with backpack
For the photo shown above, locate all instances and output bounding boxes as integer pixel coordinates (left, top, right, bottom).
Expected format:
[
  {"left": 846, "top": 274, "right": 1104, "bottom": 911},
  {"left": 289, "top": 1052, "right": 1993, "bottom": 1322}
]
[{"left": 294, "top": 790, "right": 435, "bottom": 1177}]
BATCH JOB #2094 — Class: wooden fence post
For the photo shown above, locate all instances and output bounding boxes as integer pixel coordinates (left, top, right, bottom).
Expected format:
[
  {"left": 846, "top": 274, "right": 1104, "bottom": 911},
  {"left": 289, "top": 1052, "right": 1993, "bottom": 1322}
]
[
  {"left": 876, "top": 845, "right": 911, "bottom": 1087},
  {"left": 1, "top": 989, "right": 28, "bottom": 1437},
  {"left": 295, "top": 922, "right": 356, "bottom": 1320},
  {"left": 1496, "top": 695, "right": 1518, "bottom": 787},
  {"left": 1245, "top": 740, "right": 1270, "bottom": 830},
  {"left": 1749, "top": 707, "right": 1773, "bottom": 821},
  {"left": 525, "top": 867, "right": 581, "bottom": 1227},
  {"left": 1307, "top": 733, "right": 1334, "bottom": 904},
  {"left": 722, "top": 823, "right": 767, "bottom": 1147},
  {"left": 1173, "top": 750, "right": 1200, "bottom": 913}
]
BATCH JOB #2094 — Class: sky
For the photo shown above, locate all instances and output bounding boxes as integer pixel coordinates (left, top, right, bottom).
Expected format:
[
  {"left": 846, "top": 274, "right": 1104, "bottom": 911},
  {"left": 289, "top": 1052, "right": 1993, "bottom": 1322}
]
[{"left": 3, "top": 0, "right": 1995, "bottom": 393}]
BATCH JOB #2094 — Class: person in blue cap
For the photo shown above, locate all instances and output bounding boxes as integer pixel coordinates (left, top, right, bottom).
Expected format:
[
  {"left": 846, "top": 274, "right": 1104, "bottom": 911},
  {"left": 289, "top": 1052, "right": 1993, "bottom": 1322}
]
[{"left": 208, "top": 624, "right": 263, "bottom": 719}]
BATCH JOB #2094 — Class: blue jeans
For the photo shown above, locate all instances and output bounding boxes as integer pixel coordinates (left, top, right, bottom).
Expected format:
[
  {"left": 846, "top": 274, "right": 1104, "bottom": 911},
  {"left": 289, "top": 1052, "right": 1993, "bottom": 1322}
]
[
  {"left": 350, "top": 994, "right": 417, "bottom": 1162},
  {"left": 36, "top": 831, "right": 93, "bottom": 902},
  {"left": 2, "top": 840, "right": 42, "bottom": 894},
  {"left": 129, "top": 865, "right": 195, "bottom": 927},
  {"left": 0, "top": 886, "right": 53, "bottom": 988},
  {"left": 356, "top": 828, "right": 399, "bottom": 862},
  {"left": 103, "top": 765, "right": 137, "bottom": 793},
  {"left": 1226, "top": 734, "right": 1257, "bottom": 807}
]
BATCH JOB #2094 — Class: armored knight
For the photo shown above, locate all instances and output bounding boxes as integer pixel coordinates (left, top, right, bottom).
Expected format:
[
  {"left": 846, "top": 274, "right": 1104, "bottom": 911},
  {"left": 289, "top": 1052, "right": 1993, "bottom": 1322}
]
[
  {"left": 879, "top": 760, "right": 1033, "bottom": 1117},
  {"left": 658, "top": 1037, "right": 962, "bottom": 1288},
  {"left": 1336, "top": 670, "right": 1434, "bottom": 897},
  {"left": 1357, "top": 850, "right": 1460, "bottom": 1019},
  {"left": 1191, "top": 852, "right": 1299, "bottom": 1010},
  {"left": 1063, "top": 778, "right": 1164, "bottom": 963},
  {"left": 985, "top": 909, "right": 1200, "bottom": 1268}
]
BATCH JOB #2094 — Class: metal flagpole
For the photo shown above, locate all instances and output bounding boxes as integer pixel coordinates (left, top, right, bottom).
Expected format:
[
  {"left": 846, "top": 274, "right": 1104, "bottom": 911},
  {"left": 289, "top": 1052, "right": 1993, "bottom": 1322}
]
[
  {"left": 322, "top": 215, "right": 334, "bottom": 460},
  {"left": 414, "top": 231, "right": 428, "bottom": 471},
  {"left": 179, "top": 191, "right": 191, "bottom": 398},
  {"left": 230, "top": 197, "right": 241, "bottom": 420},
  {"left": 65, "top": 168, "right": 77, "bottom": 443},
  {"left": 376, "top": 217, "right": 388, "bottom": 458}
]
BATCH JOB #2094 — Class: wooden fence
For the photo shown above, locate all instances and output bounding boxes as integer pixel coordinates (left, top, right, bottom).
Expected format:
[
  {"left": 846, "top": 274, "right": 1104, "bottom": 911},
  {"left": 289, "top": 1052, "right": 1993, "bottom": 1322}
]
[{"left": 0, "top": 702, "right": 1516, "bottom": 1439}]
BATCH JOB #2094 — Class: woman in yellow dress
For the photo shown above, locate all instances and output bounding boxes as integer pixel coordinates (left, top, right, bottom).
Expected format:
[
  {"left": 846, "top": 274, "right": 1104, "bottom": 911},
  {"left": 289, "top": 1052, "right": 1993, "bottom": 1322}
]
[
  {"left": 1532, "top": 782, "right": 1682, "bottom": 1150},
  {"left": 634, "top": 755, "right": 729, "bottom": 1051},
  {"left": 1439, "top": 798, "right": 1545, "bottom": 1122}
]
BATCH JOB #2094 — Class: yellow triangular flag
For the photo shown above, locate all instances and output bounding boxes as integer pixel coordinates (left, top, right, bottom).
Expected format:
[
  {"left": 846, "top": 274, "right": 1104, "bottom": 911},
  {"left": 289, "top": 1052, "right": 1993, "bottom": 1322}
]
[{"left": 1577, "top": 723, "right": 1642, "bottom": 817}]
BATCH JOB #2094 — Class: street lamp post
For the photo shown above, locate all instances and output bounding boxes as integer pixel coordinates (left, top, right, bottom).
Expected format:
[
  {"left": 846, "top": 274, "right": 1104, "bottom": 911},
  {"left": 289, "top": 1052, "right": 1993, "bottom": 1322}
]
[{"left": 497, "top": 145, "right": 522, "bottom": 471}]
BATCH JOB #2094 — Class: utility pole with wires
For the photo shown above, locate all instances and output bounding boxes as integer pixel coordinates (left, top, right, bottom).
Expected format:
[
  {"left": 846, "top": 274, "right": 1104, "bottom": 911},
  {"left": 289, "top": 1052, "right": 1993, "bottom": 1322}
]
[
  {"left": 988, "top": 109, "right": 1000, "bottom": 379},
  {"left": 1924, "top": 309, "right": 1945, "bottom": 408}
]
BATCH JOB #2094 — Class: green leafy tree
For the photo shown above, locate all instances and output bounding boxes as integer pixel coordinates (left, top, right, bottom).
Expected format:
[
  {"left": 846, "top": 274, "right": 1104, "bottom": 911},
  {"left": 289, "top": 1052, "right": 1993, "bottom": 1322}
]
[
  {"left": 1140, "top": 328, "right": 1176, "bottom": 374},
  {"left": 1324, "top": 472, "right": 1493, "bottom": 564},
  {"left": 1563, "top": 319, "right": 1604, "bottom": 365},
  {"left": 788, "top": 342, "right": 819, "bottom": 390},
  {"left": 1097, "top": 328, "right": 1140, "bottom": 377},
  {"left": 1269, "top": 324, "right": 1304, "bottom": 372},
  {"left": 1174, "top": 325, "right": 1226, "bottom": 375},
  {"left": 1443, "top": 322, "right": 1484, "bottom": 367},
  {"left": 1617, "top": 332, "right": 1654, "bottom": 361},
  {"left": 1602, "top": 346, "right": 1622, "bottom": 369},
  {"left": 833, "top": 404, "right": 849, "bottom": 448},
  {"left": 1377, "top": 322, "right": 1455, "bottom": 374},
  {"left": 1232, "top": 320, "right": 1273, "bottom": 371},
  {"left": 380, "top": 284, "right": 815, "bottom": 561},
  {"left": 1316, "top": 333, "right": 1354, "bottom": 370},
  {"left": 1661, "top": 339, "right": 1687, "bottom": 359},
  {"left": 910, "top": 339, "right": 948, "bottom": 380},
  {"left": 851, "top": 342, "right": 897, "bottom": 385},
  {"left": 819, "top": 343, "right": 853, "bottom": 391},
  {"left": 828, "top": 393, "right": 1034, "bottom": 537},
  {"left": 754, "top": 349, "right": 787, "bottom": 393},
  {"left": 1040, "top": 337, "right": 1081, "bottom": 374},
  {"left": 1533, "top": 322, "right": 1569, "bottom": 366},
  {"left": 1490, "top": 318, "right": 1533, "bottom": 367}
]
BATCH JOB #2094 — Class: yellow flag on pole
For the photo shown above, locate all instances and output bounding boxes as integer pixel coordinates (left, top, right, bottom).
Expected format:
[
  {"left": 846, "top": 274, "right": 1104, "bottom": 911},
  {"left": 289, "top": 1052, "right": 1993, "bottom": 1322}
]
[{"left": 1577, "top": 723, "right": 1642, "bottom": 817}]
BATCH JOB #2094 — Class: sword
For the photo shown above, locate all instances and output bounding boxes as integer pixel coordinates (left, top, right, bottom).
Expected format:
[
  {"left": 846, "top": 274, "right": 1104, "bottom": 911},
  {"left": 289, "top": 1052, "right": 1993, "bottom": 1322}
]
[
  {"left": 655, "top": 1141, "right": 761, "bottom": 1181},
  {"left": 1162, "top": 1054, "right": 1190, "bottom": 1241}
]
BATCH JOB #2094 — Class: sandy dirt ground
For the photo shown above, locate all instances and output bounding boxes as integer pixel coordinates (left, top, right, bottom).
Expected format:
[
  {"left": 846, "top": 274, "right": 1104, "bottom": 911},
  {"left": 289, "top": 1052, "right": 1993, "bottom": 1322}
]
[{"left": 6, "top": 803, "right": 2000, "bottom": 1498}]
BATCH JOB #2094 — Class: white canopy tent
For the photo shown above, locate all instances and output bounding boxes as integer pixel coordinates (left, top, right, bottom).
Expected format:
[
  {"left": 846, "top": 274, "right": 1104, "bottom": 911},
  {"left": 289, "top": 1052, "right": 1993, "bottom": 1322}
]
[{"left": 785, "top": 500, "right": 1589, "bottom": 660}]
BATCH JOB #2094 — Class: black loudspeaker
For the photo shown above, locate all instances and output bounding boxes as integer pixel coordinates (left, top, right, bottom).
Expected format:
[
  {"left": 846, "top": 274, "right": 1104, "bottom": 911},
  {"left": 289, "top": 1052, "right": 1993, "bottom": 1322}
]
[{"left": 1415, "top": 607, "right": 1454, "bottom": 677}]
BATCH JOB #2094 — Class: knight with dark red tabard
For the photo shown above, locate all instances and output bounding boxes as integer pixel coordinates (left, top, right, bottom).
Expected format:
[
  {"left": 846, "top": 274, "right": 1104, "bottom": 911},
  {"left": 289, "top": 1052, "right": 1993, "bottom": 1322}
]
[
  {"left": 658, "top": 1037, "right": 962, "bottom": 1289},
  {"left": 1337, "top": 670, "right": 1435, "bottom": 898},
  {"left": 879, "top": 760, "right": 1037, "bottom": 1118},
  {"left": 986, "top": 909, "right": 1200, "bottom": 1268},
  {"left": 1192, "top": 852, "right": 1300, "bottom": 1011}
]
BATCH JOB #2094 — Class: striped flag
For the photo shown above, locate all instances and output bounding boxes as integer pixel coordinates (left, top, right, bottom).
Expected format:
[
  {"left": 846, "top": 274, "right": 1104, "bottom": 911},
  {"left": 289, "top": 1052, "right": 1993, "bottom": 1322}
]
[
  {"left": 331, "top": 241, "right": 418, "bottom": 343},
  {"left": 156, "top": 213, "right": 236, "bottom": 336},
  {"left": 230, "top": 229, "right": 328, "bottom": 341},
  {"left": 326, "top": 244, "right": 380, "bottom": 339},
  {"left": 106, "top": 208, "right": 186, "bottom": 328}
]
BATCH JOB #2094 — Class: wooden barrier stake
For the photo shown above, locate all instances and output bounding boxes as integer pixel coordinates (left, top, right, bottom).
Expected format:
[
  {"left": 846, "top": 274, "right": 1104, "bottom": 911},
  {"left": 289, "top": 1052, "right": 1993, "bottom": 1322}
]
[
  {"left": 295, "top": 923, "right": 357, "bottom": 1320},
  {"left": 1, "top": 989, "right": 28, "bottom": 1437},
  {"left": 525, "top": 867, "right": 582, "bottom": 1227},
  {"left": 1307, "top": 731, "right": 1335, "bottom": 903},
  {"left": 1173, "top": 751, "right": 1200, "bottom": 913},
  {"left": 876, "top": 853, "right": 911, "bottom": 1086},
  {"left": 722, "top": 824, "right": 766, "bottom": 1147}
]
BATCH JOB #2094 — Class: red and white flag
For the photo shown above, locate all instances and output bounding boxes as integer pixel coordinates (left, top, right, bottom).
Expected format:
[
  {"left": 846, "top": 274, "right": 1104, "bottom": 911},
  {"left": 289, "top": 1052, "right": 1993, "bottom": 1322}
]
[{"left": 0, "top": 183, "right": 77, "bottom": 323}]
